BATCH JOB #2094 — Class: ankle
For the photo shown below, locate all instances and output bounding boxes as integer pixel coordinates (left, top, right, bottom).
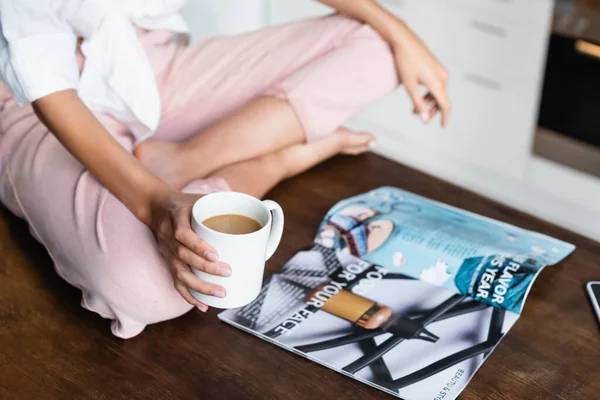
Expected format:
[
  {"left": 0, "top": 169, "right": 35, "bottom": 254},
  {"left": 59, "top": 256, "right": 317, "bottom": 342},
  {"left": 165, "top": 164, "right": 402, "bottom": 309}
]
[
  {"left": 177, "top": 141, "right": 204, "bottom": 170},
  {"left": 332, "top": 130, "right": 349, "bottom": 151},
  {"left": 263, "top": 152, "right": 290, "bottom": 181},
  {"left": 167, "top": 142, "right": 196, "bottom": 182},
  {"left": 182, "top": 139, "right": 228, "bottom": 177}
]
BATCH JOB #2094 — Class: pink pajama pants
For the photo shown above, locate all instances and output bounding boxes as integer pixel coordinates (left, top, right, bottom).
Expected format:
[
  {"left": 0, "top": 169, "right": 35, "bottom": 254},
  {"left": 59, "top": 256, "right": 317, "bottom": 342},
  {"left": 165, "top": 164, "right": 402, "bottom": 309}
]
[{"left": 0, "top": 16, "right": 398, "bottom": 338}]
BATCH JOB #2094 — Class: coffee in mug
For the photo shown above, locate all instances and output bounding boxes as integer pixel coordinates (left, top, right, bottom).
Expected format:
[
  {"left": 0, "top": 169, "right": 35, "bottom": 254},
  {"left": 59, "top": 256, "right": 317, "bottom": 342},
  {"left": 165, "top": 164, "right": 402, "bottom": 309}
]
[
  {"left": 202, "top": 214, "right": 262, "bottom": 235},
  {"left": 191, "top": 192, "right": 284, "bottom": 309}
]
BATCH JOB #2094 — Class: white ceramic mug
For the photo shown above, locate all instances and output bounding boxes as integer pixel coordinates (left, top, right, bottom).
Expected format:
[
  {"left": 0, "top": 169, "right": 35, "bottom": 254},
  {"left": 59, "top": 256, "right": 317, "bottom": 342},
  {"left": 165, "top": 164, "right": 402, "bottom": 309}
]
[{"left": 190, "top": 192, "right": 284, "bottom": 309}]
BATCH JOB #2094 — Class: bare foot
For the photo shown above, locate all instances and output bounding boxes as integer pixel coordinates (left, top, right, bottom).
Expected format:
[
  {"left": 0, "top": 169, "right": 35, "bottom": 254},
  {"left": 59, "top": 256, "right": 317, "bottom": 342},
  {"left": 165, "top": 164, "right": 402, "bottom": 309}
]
[
  {"left": 279, "top": 127, "right": 375, "bottom": 179},
  {"left": 336, "top": 127, "right": 376, "bottom": 155},
  {"left": 136, "top": 127, "right": 374, "bottom": 188}
]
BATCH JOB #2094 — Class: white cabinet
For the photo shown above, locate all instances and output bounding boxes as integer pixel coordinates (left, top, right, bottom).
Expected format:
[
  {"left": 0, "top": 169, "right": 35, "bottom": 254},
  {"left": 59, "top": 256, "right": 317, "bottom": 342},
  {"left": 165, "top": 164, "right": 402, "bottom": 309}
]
[
  {"left": 265, "top": 1, "right": 600, "bottom": 242},
  {"left": 440, "top": 0, "right": 551, "bottom": 26},
  {"left": 266, "top": 0, "right": 554, "bottom": 181}
]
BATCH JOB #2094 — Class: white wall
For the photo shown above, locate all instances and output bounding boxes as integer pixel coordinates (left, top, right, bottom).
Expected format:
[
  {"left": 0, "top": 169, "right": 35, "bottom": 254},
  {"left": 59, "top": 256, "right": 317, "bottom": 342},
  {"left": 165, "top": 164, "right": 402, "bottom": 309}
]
[
  {"left": 264, "top": 0, "right": 600, "bottom": 242},
  {"left": 181, "top": 0, "right": 266, "bottom": 42},
  {"left": 177, "top": 0, "right": 600, "bottom": 242}
]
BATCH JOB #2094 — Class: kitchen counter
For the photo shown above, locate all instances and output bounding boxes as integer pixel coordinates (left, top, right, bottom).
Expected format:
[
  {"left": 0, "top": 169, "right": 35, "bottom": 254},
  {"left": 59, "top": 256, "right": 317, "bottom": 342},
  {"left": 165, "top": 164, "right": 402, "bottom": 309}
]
[{"left": 0, "top": 153, "right": 599, "bottom": 399}]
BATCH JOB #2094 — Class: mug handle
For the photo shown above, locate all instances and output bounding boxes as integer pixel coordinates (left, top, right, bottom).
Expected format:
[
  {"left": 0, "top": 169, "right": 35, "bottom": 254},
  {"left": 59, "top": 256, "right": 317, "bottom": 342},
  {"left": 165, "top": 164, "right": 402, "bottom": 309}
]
[{"left": 262, "top": 200, "right": 284, "bottom": 261}]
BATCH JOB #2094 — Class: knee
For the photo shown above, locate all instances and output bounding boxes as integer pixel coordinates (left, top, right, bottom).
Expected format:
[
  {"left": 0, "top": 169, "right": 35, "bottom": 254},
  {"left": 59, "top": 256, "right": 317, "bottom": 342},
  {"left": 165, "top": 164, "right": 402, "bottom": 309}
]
[
  {"left": 344, "top": 22, "right": 397, "bottom": 76},
  {"left": 328, "top": 14, "right": 391, "bottom": 51},
  {"left": 356, "top": 23, "right": 388, "bottom": 44},
  {"left": 85, "top": 251, "right": 194, "bottom": 339},
  {"left": 343, "top": 21, "right": 391, "bottom": 51},
  {"left": 111, "top": 298, "right": 194, "bottom": 339},
  {"left": 120, "top": 274, "right": 193, "bottom": 326},
  {"left": 89, "top": 198, "right": 195, "bottom": 337}
]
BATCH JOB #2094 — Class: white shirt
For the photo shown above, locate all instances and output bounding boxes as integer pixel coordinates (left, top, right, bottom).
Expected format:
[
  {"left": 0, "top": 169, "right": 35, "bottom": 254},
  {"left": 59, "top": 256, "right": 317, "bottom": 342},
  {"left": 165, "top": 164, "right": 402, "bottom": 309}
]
[{"left": 0, "top": 0, "right": 189, "bottom": 141}]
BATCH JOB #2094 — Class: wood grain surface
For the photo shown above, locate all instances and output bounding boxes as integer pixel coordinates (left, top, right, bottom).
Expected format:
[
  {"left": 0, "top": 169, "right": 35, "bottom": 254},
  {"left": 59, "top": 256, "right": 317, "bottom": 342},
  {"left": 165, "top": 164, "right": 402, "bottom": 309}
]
[{"left": 1, "top": 153, "right": 599, "bottom": 400}]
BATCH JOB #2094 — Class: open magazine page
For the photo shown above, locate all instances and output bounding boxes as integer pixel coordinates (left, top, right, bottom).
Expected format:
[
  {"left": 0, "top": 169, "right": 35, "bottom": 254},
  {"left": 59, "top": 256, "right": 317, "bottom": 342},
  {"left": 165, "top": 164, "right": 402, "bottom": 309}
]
[
  {"left": 219, "top": 187, "right": 576, "bottom": 399},
  {"left": 219, "top": 245, "right": 519, "bottom": 400},
  {"left": 314, "top": 187, "right": 575, "bottom": 313}
]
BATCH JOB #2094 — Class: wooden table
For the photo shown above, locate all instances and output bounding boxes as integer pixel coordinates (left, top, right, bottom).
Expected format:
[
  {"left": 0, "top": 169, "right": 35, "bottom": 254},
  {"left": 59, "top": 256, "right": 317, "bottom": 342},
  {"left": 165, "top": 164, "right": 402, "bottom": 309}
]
[{"left": 1, "top": 153, "right": 599, "bottom": 399}]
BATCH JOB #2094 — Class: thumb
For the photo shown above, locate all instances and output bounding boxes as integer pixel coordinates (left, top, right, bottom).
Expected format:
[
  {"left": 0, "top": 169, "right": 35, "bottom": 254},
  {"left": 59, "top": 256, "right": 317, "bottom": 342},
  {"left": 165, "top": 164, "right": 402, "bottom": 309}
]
[{"left": 404, "top": 78, "right": 429, "bottom": 123}]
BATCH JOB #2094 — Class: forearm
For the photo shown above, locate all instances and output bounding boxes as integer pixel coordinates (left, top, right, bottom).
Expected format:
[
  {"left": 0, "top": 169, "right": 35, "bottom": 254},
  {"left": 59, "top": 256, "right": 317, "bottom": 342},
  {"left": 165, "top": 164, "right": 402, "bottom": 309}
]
[
  {"left": 317, "top": 0, "right": 407, "bottom": 45},
  {"left": 33, "top": 90, "right": 170, "bottom": 224}
]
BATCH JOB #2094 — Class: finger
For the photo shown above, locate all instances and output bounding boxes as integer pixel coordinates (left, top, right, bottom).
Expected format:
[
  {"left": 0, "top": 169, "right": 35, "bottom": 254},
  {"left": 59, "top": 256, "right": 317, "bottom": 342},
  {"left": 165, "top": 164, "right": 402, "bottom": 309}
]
[
  {"left": 175, "top": 245, "right": 231, "bottom": 277},
  {"left": 413, "top": 93, "right": 436, "bottom": 119},
  {"left": 157, "top": 243, "right": 170, "bottom": 259},
  {"left": 428, "top": 104, "right": 440, "bottom": 121},
  {"left": 421, "top": 92, "right": 435, "bottom": 106},
  {"left": 344, "top": 144, "right": 372, "bottom": 156},
  {"left": 170, "top": 258, "right": 209, "bottom": 309},
  {"left": 175, "top": 267, "right": 227, "bottom": 299},
  {"left": 172, "top": 212, "right": 219, "bottom": 261},
  {"left": 174, "top": 280, "right": 209, "bottom": 312},
  {"left": 404, "top": 78, "right": 430, "bottom": 123},
  {"left": 427, "top": 82, "right": 451, "bottom": 127},
  {"left": 439, "top": 67, "right": 449, "bottom": 86},
  {"left": 426, "top": 92, "right": 436, "bottom": 107}
]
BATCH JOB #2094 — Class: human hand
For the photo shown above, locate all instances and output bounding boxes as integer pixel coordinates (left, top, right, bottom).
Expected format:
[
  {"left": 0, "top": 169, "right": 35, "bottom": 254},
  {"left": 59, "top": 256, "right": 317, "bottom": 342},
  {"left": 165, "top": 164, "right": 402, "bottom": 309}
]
[
  {"left": 148, "top": 190, "right": 231, "bottom": 311},
  {"left": 390, "top": 20, "right": 451, "bottom": 127}
]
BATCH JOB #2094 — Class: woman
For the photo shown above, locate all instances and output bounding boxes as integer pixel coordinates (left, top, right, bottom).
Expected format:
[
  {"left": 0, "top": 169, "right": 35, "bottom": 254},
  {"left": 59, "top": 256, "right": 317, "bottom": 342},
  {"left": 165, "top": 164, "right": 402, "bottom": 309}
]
[{"left": 0, "top": 0, "right": 450, "bottom": 338}]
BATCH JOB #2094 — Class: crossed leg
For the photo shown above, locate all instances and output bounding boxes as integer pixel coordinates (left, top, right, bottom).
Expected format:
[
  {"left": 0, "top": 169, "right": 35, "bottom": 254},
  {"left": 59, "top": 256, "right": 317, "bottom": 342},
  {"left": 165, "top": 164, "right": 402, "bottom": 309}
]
[
  {"left": 0, "top": 15, "right": 399, "bottom": 340},
  {"left": 211, "top": 126, "right": 376, "bottom": 198},
  {"left": 135, "top": 15, "right": 398, "bottom": 192},
  {"left": 144, "top": 126, "right": 373, "bottom": 197},
  {"left": 136, "top": 98, "right": 376, "bottom": 192}
]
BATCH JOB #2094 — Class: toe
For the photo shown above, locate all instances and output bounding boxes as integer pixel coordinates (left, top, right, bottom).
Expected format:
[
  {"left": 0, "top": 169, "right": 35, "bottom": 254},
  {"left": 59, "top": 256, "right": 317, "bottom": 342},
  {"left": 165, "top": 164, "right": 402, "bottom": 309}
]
[
  {"left": 337, "top": 129, "right": 375, "bottom": 147},
  {"left": 335, "top": 128, "right": 376, "bottom": 155},
  {"left": 341, "top": 143, "right": 372, "bottom": 156}
]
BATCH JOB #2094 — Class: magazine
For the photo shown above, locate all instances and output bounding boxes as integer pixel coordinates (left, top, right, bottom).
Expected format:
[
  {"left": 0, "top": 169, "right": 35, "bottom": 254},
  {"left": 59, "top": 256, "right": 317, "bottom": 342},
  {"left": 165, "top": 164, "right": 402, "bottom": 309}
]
[{"left": 219, "top": 187, "right": 575, "bottom": 400}]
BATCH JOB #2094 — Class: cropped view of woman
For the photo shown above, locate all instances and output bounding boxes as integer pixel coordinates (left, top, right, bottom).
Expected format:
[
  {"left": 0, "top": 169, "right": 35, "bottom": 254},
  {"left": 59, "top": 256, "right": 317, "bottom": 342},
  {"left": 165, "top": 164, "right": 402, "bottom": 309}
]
[{"left": 0, "top": 0, "right": 449, "bottom": 338}]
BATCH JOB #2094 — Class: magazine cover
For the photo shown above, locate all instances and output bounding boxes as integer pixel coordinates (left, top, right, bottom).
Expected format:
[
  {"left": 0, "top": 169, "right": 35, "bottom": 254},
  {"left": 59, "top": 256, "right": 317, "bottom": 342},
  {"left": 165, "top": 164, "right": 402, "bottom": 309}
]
[
  {"left": 314, "top": 187, "right": 575, "bottom": 314},
  {"left": 219, "top": 187, "right": 575, "bottom": 400}
]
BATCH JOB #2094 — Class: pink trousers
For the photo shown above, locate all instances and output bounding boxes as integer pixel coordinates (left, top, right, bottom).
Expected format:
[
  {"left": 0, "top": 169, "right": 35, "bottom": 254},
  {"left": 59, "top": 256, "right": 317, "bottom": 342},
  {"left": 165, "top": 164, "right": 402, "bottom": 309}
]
[{"left": 0, "top": 16, "right": 398, "bottom": 338}]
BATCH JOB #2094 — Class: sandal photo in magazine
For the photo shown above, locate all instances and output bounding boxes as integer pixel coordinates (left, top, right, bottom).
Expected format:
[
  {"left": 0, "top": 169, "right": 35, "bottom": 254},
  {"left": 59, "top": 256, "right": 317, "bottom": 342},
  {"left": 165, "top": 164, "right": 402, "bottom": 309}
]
[{"left": 219, "top": 187, "right": 575, "bottom": 400}]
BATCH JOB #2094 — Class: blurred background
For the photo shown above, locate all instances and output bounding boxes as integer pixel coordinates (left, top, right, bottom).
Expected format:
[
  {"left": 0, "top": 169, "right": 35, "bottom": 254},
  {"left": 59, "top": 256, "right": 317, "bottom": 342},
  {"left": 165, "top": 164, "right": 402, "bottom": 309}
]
[{"left": 182, "top": 0, "right": 600, "bottom": 242}]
